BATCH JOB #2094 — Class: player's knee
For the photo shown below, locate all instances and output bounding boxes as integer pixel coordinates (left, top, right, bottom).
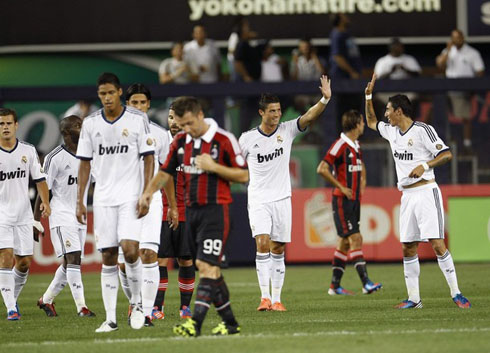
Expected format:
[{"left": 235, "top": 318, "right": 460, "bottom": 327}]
[
  {"left": 101, "top": 248, "right": 118, "bottom": 266},
  {"left": 158, "top": 258, "right": 169, "bottom": 267},
  {"left": 196, "top": 259, "right": 220, "bottom": 279},
  {"left": 139, "top": 249, "right": 157, "bottom": 263},
  {"left": 177, "top": 258, "right": 193, "bottom": 267},
  {"left": 349, "top": 233, "right": 363, "bottom": 249},
  {"left": 430, "top": 239, "right": 447, "bottom": 256},
  {"left": 255, "top": 235, "right": 270, "bottom": 253},
  {"left": 401, "top": 242, "right": 418, "bottom": 257},
  {"left": 270, "top": 242, "right": 285, "bottom": 254},
  {"left": 15, "top": 256, "right": 32, "bottom": 272},
  {"left": 65, "top": 251, "right": 81, "bottom": 265}
]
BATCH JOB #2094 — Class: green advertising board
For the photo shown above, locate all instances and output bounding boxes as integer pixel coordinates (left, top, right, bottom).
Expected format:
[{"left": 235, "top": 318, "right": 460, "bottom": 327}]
[{"left": 449, "top": 197, "right": 490, "bottom": 262}]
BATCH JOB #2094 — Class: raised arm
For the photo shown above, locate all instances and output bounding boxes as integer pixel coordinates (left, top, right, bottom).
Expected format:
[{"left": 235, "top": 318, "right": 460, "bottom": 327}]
[
  {"left": 365, "top": 73, "right": 379, "bottom": 130},
  {"left": 298, "top": 75, "right": 332, "bottom": 130}
]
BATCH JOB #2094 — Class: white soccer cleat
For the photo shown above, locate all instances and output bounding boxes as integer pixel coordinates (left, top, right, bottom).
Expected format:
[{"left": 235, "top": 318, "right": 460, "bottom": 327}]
[
  {"left": 130, "top": 304, "right": 145, "bottom": 330},
  {"left": 95, "top": 320, "right": 118, "bottom": 333}
]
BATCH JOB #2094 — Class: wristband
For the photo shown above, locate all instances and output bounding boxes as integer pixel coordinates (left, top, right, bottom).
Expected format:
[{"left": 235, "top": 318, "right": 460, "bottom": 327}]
[
  {"left": 365, "top": 94, "right": 373, "bottom": 100},
  {"left": 33, "top": 220, "right": 44, "bottom": 233},
  {"left": 422, "top": 162, "right": 430, "bottom": 171},
  {"left": 320, "top": 97, "right": 330, "bottom": 105}
]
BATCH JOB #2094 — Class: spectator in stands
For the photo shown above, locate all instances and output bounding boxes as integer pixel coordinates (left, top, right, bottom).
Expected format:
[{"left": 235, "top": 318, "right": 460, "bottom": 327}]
[
  {"left": 234, "top": 20, "right": 262, "bottom": 82},
  {"left": 64, "top": 100, "right": 97, "bottom": 119},
  {"left": 184, "top": 24, "right": 221, "bottom": 83},
  {"left": 159, "top": 42, "right": 197, "bottom": 84},
  {"left": 291, "top": 38, "right": 326, "bottom": 116},
  {"left": 260, "top": 40, "right": 286, "bottom": 82},
  {"left": 228, "top": 17, "right": 257, "bottom": 82},
  {"left": 436, "top": 29, "right": 485, "bottom": 154},
  {"left": 291, "top": 38, "right": 325, "bottom": 81},
  {"left": 329, "top": 13, "right": 363, "bottom": 133},
  {"left": 374, "top": 38, "right": 421, "bottom": 103}
]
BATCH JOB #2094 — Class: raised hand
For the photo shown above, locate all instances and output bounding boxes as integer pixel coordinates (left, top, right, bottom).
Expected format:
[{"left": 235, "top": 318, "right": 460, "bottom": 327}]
[
  {"left": 319, "top": 75, "right": 332, "bottom": 100},
  {"left": 365, "top": 73, "right": 377, "bottom": 96}
]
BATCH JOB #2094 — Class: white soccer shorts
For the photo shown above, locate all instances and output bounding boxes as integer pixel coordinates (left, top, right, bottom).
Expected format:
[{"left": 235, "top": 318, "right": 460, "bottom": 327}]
[
  {"left": 0, "top": 224, "right": 34, "bottom": 256},
  {"left": 50, "top": 226, "right": 86, "bottom": 257},
  {"left": 399, "top": 183, "right": 445, "bottom": 243},
  {"left": 93, "top": 200, "right": 142, "bottom": 251},
  {"left": 139, "top": 197, "right": 163, "bottom": 253},
  {"left": 248, "top": 197, "right": 292, "bottom": 243}
]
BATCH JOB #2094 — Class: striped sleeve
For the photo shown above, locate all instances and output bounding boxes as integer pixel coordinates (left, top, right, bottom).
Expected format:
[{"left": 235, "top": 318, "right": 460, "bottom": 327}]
[
  {"left": 415, "top": 122, "right": 449, "bottom": 157},
  {"left": 324, "top": 139, "right": 343, "bottom": 166}
]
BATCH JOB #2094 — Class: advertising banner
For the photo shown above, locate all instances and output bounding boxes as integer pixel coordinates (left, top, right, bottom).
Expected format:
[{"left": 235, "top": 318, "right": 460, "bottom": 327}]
[
  {"left": 286, "top": 184, "right": 490, "bottom": 263},
  {"left": 2, "top": 0, "right": 456, "bottom": 47}
]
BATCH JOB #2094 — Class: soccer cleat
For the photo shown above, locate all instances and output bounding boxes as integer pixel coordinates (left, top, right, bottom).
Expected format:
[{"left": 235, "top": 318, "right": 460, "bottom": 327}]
[
  {"left": 328, "top": 286, "right": 355, "bottom": 296},
  {"left": 15, "top": 303, "right": 21, "bottom": 318},
  {"left": 179, "top": 305, "right": 192, "bottom": 319},
  {"left": 129, "top": 304, "right": 145, "bottom": 330},
  {"left": 453, "top": 293, "right": 471, "bottom": 309},
  {"left": 257, "top": 298, "right": 272, "bottom": 311},
  {"left": 271, "top": 302, "right": 287, "bottom": 311},
  {"left": 211, "top": 321, "right": 241, "bottom": 335},
  {"left": 173, "top": 318, "right": 199, "bottom": 337},
  {"left": 7, "top": 310, "right": 20, "bottom": 321},
  {"left": 95, "top": 320, "right": 118, "bottom": 333},
  {"left": 78, "top": 307, "right": 96, "bottom": 317},
  {"left": 395, "top": 299, "right": 423, "bottom": 309},
  {"left": 362, "top": 281, "right": 383, "bottom": 294},
  {"left": 144, "top": 316, "right": 154, "bottom": 327},
  {"left": 37, "top": 297, "right": 58, "bottom": 317},
  {"left": 151, "top": 306, "right": 165, "bottom": 320}
]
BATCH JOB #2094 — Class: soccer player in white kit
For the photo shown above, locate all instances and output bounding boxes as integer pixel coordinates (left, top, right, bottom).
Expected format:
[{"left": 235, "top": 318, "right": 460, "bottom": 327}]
[
  {"left": 239, "top": 76, "right": 332, "bottom": 311},
  {"left": 76, "top": 73, "right": 156, "bottom": 332},
  {"left": 116, "top": 83, "right": 171, "bottom": 327},
  {"left": 365, "top": 74, "right": 471, "bottom": 309},
  {"left": 0, "top": 108, "right": 51, "bottom": 320},
  {"left": 35, "top": 115, "right": 95, "bottom": 318}
]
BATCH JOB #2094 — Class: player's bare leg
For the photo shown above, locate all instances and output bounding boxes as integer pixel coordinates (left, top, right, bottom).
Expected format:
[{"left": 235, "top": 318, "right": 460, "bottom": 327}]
[
  {"left": 140, "top": 248, "right": 159, "bottom": 327},
  {"left": 255, "top": 234, "right": 272, "bottom": 311},
  {"left": 430, "top": 238, "right": 470, "bottom": 308},
  {"left": 270, "top": 241, "right": 286, "bottom": 311},
  {"left": 0, "top": 248, "right": 17, "bottom": 319}
]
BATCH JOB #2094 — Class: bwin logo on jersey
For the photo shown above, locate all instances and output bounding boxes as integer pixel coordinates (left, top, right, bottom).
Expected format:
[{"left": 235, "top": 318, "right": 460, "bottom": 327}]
[
  {"left": 0, "top": 168, "right": 26, "bottom": 181},
  {"left": 257, "top": 147, "right": 283, "bottom": 163},
  {"left": 68, "top": 175, "right": 78, "bottom": 185},
  {"left": 98, "top": 143, "right": 129, "bottom": 155},
  {"left": 394, "top": 150, "right": 413, "bottom": 161}
]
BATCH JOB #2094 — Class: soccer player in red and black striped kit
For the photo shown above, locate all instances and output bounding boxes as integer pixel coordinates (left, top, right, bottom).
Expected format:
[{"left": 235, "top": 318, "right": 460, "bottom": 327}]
[
  {"left": 317, "top": 110, "right": 382, "bottom": 295},
  {"left": 152, "top": 105, "right": 195, "bottom": 320},
  {"left": 139, "top": 97, "right": 248, "bottom": 337}
]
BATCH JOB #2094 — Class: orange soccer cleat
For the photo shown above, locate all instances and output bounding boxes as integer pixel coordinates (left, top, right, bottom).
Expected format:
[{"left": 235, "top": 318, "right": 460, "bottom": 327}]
[
  {"left": 271, "top": 302, "right": 287, "bottom": 312},
  {"left": 256, "top": 298, "right": 272, "bottom": 311}
]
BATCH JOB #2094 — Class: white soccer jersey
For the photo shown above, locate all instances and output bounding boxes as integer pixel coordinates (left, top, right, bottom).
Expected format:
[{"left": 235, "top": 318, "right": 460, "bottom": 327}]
[
  {"left": 43, "top": 145, "right": 88, "bottom": 229},
  {"left": 0, "top": 140, "right": 46, "bottom": 225},
  {"left": 239, "top": 117, "right": 305, "bottom": 205},
  {"left": 76, "top": 106, "right": 155, "bottom": 206},
  {"left": 377, "top": 121, "right": 449, "bottom": 190}
]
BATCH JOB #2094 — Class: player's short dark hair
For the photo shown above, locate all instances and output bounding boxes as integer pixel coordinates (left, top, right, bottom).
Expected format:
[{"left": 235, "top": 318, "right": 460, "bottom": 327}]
[
  {"left": 259, "top": 93, "right": 280, "bottom": 111},
  {"left": 97, "top": 72, "right": 121, "bottom": 89},
  {"left": 341, "top": 110, "right": 362, "bottom": 132},
  {"left": 172, "top": 96, "right": 201, "bottom": 117},
  {"left": 388, "top": 94, "right": 413, "bottom": 117},
  {"left": 60, "top": 115, "right": 82, "bottom": 133},
  {"left": 126, "top": 83, "right": 151, "bottom": 101},
  {"left": 0, "top": 107, "right": 18, "bottom": 122}
]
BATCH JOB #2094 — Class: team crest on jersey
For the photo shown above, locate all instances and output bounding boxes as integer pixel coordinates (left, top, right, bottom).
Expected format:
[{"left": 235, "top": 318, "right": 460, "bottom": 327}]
[
  {"left": 122, "top": 129, "right": 129, "bottom": 137},
  {"left": 277, "top": 135, "right": 283, "bottom": 143},
  {"left": 211, "top": 145, "right": 218, "bottom": 159},
  {"left": 408, "top": 139, "right": 413, "bottom": 147},
  {"left": 21, "top": 156, "right": 27, "bottom": 164},
  {"left": 436, "top": 144, "right": 442, "bottom": 150},
  {"left": 146, "top": 138, "right": 153, "bottom": 146},
  {"left": 65, "top": 240, "right": 71, "bottom": 248}
]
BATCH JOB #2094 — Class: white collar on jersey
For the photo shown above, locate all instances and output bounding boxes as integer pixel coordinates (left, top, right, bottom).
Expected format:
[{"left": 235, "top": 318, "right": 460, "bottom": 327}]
[
  {"left": 186, "top": 118, "right": 218, "bottom": 144},
  {"left": 340, "top": 132, "right": 360, "bottom": 152}
]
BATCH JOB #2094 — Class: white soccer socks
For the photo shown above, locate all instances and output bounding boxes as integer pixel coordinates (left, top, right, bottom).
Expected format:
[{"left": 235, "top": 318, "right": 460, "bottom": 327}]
[
  {"left": 0, "top": 268, "right": 16, "bottom": 312},
  {"left": 271, "top": 252, "right": 285, "bottom": 304},
  {"left": 125, "top": 258, "right": 142, "bottom": 306},
  {"left": 403, "top": 255, "right": 420, "bottom": 303},
  {"left": 141, "top": 261, "right": 159, "bottom": 317},
  {"left": 437, "top": 250, "right": 461, "bottom": 298},
  {"left": 101, "top": 265, "right": 119, "bottom": 323},
  {"left": 13, "top": 267, "right": 29, "bottom": 301},
  {"left": 118, "top": 267, "right": 132, "bottom": 301},
  {"left": 256, "top": 252, "right": 271, "bottom": 299},
  {"left": 42, "top": 265, "right": 67, "bottom": 304},
  {"left": 66, "top": 264, "right": 87, "bottom": 312}
]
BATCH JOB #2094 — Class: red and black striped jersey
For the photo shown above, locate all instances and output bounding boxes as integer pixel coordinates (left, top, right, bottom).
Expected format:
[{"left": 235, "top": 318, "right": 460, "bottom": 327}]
[
  {"left": 161, "top": 119, "right": 246, "bottom": 207},
  {"left": 323, "top": 133, "right": 363, "bottom": 201}
]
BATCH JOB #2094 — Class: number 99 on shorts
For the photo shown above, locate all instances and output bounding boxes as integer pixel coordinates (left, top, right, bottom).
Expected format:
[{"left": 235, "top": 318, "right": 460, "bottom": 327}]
[{"left": 203, "top": 239, "right": 222, "bottom": 256}]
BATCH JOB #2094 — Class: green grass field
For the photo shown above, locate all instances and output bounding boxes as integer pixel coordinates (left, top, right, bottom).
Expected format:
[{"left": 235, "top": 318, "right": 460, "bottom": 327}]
[{"left": 1, "top": 263, "right": 489, "bottom": 353}]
